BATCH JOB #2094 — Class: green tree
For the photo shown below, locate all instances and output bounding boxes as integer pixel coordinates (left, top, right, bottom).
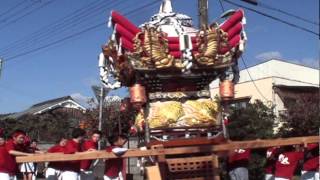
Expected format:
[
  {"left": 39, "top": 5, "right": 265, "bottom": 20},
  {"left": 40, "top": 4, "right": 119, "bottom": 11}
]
[
  {"left": 0, "top": 111, "right": 73, "bottom": 142},
  {"left": 278, "top": 93, "right": 319, "bottom": 137},
  {"left": 228, "top": 100, "right": 276, "bottom": 140},
  {"left": 226, "top": 100, "right": 276, "bottom": 180}
]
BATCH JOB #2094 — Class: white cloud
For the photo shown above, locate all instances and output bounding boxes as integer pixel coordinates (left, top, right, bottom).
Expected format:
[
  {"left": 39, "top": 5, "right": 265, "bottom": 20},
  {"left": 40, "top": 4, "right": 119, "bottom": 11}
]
[{"left": 255, "top": 51, "right": 282, "bottom": 61}]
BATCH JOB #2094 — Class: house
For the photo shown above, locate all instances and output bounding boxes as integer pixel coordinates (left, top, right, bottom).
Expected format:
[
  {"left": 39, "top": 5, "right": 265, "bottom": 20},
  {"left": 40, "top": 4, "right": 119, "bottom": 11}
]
[
  {"left": 4, "top": 96, "right": 87, "bottom": 119},
  {"left": 210, "top": 59, "right": 319, "bottom": 116}
]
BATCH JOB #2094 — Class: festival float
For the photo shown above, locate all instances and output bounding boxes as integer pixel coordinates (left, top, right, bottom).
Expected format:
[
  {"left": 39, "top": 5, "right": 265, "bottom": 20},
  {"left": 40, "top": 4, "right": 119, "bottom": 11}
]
[
  {"left": 99, "top": 0, "right": 247, "bottom": 142},
  {"left": 14, "top": 2, "right": 319, "bottom": 180}
]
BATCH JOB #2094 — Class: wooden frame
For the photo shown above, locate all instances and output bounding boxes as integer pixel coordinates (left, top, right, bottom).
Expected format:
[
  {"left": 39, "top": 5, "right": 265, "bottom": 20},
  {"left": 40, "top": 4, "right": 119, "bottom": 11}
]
[
  {"left": 146, "top": 164, "right": 162, "bottom": 180},
  {"left": 17, "top": 136, "right": 319, "bottom": 163},
  {"left": 165, "top": 154, "right": 220, "bottom": 180}
]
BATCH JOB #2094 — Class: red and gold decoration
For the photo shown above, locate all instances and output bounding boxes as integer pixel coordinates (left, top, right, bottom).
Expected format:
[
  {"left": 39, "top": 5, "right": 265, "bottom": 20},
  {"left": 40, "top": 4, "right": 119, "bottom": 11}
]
[
  {"left": 134, "top": 99, "right": 219, "bottom": 129},
  {"left": 99, "top": 0, "right": 247, "bottom": 131},
  {"left": 129, "top": 83, "right": 147, "bottom": 109},
  {"left": 219, "top": 80, "right": 235, "bottom": 101}
]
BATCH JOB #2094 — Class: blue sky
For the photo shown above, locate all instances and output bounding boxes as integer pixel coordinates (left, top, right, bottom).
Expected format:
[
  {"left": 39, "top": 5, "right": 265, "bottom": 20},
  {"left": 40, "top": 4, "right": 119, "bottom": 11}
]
[{"left": 0, "top": 0, "right": 318, "bottom": 113}]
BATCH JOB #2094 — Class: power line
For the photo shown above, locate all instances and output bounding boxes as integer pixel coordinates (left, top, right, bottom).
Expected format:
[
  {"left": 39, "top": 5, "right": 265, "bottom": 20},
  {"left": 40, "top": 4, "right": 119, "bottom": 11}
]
[
  {"left": 0, "top": 1, "right": 119, "bottom": 55},
  {"left": 0, "top": 1, "right": 28, "bottom": 19},
  {"left": 0, "top": 0, "right": 108, "bottom": 54},
  {"left": 1, "top": 1, "right": 158, "bottom": 102},
  {"left": 3, "top": 0, "right": 159, "bottom": 62},
  {"left": 122, "top": 0, "right": 159, "bottom": 16},
  {"left": 222, "top": 0, "right": 319, "bottom": 37},
  {"left": 0, "top": 0, "right": 127, "bottom": 57},
  {"left": 257, "top": 2, "right": 319, "bottom": 26},
  {"left": 4, "top": 22, "right": 104, "bottom": 62},
  {"left": 240, "top": 56, "right": 268, "bottom": 101},
  {"left": 2, "top": 0, "right": 158, "bottom": 59},
  {"left": 218, "top": 0, "right": 225, "bottom": 12},
  {"left": 0, "top": 0, "right": 57, "bottom": 31},
  {"left": 0, "top": 0, "right": 39, "bottom": 24},
  {"left": 0, "top": 0, "right": 155, "bottom": 57},
  {"left": 218, "top": 0, "right": 268, "bottom": 101}
]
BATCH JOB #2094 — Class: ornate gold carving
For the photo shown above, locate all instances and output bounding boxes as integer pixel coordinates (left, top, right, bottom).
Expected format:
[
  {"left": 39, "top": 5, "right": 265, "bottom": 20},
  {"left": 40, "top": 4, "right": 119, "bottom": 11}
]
[
  {"left": 132, "top": 27, "right": 174, "bottom": 69},
  {"left": 102, "top": 40, "right": 135, "bottom": 86},
  {"left": 195, "top": 28, "right": 230, "bottom": 66},
  {"left": 195, "top": 28, "right": 218, "bottom": 66}
]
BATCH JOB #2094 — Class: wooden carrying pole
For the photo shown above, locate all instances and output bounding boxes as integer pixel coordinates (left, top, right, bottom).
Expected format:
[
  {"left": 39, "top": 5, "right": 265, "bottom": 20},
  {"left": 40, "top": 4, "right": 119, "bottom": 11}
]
[
  {"left": 212, "top": 154, "right": 220, "bottom": 180},
  {"left": 146, "top": 164, "right": 162, "bottom": 180},
  {"left": 17, "top": 136, "right": 319, "bottom": 163}
]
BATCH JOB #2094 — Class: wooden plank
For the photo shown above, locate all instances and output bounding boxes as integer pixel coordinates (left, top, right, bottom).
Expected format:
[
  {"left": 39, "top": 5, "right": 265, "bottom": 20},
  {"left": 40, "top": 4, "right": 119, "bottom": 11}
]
[
  {"left": 146, "top": 164, "right": 162, "bottom": 180},
  {"left": 212, "top": 136, "right": 319, "bottom": 151},
  {"left": 17, "top": 149, "right": 163, "bottom": 163},
  {"left": 212, "top": 154, "right": 220, "bottom": 180},
  {"left": 147, "top": 135, "right": 226, "bottom": 148},
  {"left": 17, "top": 136, "right": 319, "bottom": 163}
]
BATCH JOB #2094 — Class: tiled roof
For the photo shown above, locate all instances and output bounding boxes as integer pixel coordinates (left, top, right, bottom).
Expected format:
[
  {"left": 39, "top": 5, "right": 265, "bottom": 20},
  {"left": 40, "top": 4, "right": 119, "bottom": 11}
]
[{"left": 2, "top": 96, "right": 86, "bottom": 119}]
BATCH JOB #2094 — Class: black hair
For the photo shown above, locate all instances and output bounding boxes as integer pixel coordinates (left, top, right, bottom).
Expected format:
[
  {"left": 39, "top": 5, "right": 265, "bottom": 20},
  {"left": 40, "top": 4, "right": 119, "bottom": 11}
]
[
  {"left": 56, "top": 135, "right": 66, "bottom": 144},
  {"left": 107, "top": 135, "right": 118, "bottom": 146},
  {"left": 31, "top": 139, "right": 38, "bottom": 143},
  {"left": 278, "top": 145, "right": 295, "bottom": 154},
  {"left": 92, "top": 130, "right": 102, "bottom": 136},
  {"left": 107, "top": 134, "right": 128, "bottom": 146},
  {"left": 119, "top": 134, "right": 128, "bottom": 141},
  {"left": 0, "top": 128, "right": 4, "bottom": 139},
  {"left": 71, "top": 128, "right": 86, "bottom": 139}
]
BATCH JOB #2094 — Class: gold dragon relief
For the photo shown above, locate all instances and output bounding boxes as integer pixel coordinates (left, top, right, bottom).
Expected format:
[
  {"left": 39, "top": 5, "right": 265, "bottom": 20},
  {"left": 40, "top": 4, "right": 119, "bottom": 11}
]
[
  {"left": 195, "top": 27, "right": 230, "bottom": 66},
  {"left": 132, "top": 27, "right": 175, "bottom": 69},
  {"left": 130, "top": 26, "right": 232, "bottom": 69}
]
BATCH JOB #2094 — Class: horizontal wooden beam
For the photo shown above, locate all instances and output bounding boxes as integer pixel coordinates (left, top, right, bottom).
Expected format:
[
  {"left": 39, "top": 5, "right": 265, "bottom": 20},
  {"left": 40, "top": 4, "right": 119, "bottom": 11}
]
[
  {"left": 147, "top": 135, "right": 227, "bottom": 148},
  {"left": 17, "top": 136, "right": 319, "bottom": 163}
]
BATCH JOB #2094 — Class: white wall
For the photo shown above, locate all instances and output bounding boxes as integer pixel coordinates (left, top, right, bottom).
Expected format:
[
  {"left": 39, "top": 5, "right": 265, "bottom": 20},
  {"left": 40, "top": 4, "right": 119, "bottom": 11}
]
[{"left": 210, "top": 59, "right": 319, "bottom": 88}]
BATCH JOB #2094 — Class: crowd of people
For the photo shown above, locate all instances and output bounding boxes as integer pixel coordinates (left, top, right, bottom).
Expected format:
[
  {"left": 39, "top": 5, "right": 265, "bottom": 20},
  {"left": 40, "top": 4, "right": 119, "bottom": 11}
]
[
  {"left": 0, "top": 127, "right": 318, "bottom": 180},
  {"left": 0, "top": 128, "right": 128, "bottom": 180},
  {"left": 227, "top": 144, "right": 319, "bottom": 180}
]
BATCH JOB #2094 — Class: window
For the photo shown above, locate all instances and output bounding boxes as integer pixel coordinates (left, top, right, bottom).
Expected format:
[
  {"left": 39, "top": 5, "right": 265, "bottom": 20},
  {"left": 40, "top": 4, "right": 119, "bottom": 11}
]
[{"left": 229, "top": 97, "right": 251, "bottom": 110}]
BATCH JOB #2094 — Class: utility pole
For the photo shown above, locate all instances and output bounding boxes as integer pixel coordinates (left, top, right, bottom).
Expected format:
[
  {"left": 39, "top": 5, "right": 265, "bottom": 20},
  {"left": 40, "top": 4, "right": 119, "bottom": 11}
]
[
  {"left": 91, "top": 85, "right": 109, "bottom": 149},
  {"left": 198, "top": 0, "right": 208, "bottom": 29},
  {"left": 98, "top": 85, "right": 105, "bottom": 133}
]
